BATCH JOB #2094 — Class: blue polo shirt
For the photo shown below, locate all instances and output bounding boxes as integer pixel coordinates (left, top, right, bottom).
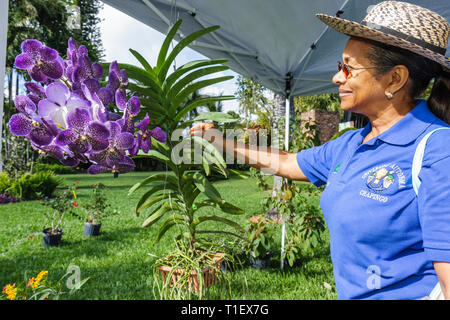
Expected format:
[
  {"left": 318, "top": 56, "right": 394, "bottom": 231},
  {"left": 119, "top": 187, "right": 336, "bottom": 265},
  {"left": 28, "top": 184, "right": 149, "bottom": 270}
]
[{"left": 297, "top": 100, "right": 450, "bottom": 300}]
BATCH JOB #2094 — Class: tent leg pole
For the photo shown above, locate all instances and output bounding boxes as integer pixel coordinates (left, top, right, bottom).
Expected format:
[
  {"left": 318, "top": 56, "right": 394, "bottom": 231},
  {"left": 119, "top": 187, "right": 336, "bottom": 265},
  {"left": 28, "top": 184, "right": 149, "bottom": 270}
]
[
  {"left": 0, "top": 0, "right": 9, "bottom": 173},
  {"left": 280, "top": 96, "right": 290, "bottom": 270}
]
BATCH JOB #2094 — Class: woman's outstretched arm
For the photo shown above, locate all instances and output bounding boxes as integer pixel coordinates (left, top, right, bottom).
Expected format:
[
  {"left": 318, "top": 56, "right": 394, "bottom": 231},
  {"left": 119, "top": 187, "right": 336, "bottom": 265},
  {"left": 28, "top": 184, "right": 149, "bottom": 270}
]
[{"left": 189, "top": 123, "right": 310, "bottom": 182}]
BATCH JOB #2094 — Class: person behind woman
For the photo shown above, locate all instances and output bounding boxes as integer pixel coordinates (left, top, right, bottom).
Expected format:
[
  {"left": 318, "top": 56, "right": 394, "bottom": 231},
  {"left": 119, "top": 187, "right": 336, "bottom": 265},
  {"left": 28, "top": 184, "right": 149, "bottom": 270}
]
[{"left": 190, "top": 1, "right": 450, "bottom": 299}]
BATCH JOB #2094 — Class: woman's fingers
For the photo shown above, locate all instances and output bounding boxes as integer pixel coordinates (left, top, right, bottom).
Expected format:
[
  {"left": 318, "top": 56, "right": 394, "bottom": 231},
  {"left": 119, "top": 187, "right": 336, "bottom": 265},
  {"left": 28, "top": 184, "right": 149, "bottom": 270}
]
[{"left": 189, "top": 122, "right": 215, "bottom": 136}]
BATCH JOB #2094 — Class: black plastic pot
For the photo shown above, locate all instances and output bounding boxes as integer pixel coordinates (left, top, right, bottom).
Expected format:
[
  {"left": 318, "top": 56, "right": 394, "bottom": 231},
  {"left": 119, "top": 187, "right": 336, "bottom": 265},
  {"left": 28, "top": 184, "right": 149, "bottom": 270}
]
[
  {"left": 250, "top": 250, "right": 273, "bottom": 269},
  {"left": 42, "top": 228, "right": 63, "bottom": 247},
  {"left": 83, "top": 222, "right": 101, "bottom": 236}
]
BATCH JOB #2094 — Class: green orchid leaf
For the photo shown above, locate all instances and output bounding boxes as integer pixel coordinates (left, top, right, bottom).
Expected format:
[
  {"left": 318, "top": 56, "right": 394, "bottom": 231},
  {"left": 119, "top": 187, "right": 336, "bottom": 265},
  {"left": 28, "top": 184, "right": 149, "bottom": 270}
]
[
  {"left": 168, "top": 76, "right": 234, "bottom": 115},
  {"left": 134, "top": 183, "right": 178, "bottom": 217},
  {"left": 192, "top": 215, "right": 243, "bottom": 232},
  {"left": 129, "top": 48, "right": 153, "bottom": 73},
  {"left": 142, "top": 202, "right": 174, "bottom": 228},
  {"left": 156, "top": 19, "right": 183, "bottom": 70},
  {"left": 163, "top": 59, "right": 229, "bottom": 92},
  {"left": 158, "top": 25, "right": 220, "bottom": 82},
  {"left": 172, "top": 96, "right": 234, "bottom": 124},
  {"left": 156, "top": 214, "right": 186, "bottom": 242}
]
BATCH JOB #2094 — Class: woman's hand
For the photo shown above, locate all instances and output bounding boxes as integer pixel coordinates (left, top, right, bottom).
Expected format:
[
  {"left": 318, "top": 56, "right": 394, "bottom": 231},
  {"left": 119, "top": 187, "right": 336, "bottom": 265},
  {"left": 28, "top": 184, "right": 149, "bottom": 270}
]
[{"left": 189, "top": 122, "right": 216, "bottom": 137}]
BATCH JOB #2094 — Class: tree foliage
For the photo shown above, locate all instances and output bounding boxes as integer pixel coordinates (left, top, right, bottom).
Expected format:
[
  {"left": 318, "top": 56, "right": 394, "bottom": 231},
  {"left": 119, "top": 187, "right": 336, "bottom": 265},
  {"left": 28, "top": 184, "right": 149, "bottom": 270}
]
[{"left": 235, "top": 76, "right": 273, "bottom": 127}]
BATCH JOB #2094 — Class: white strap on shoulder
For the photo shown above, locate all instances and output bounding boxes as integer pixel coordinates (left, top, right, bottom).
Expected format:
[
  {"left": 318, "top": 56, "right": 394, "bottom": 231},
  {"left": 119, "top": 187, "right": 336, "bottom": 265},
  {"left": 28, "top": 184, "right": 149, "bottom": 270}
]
[
  {"left": 412, "top": 128, "right": 450, "bottom": 196},
  {"left": 412, "top": 127, "right": 450, "bottom": 300}
]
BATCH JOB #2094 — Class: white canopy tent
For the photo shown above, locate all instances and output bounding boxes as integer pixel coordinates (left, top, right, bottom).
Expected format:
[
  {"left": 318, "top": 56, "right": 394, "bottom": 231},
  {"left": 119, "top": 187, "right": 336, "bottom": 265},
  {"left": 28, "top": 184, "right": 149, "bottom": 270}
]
[{"left": 99, "top": 0, "right": 450, "bottom": 98}]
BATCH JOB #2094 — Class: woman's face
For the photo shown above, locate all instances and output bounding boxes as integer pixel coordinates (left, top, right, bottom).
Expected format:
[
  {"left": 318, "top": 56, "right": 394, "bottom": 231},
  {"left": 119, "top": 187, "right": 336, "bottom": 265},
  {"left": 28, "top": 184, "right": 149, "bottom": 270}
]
[{"left": 333, "top": 38, "right": 389, "bottom": 114}]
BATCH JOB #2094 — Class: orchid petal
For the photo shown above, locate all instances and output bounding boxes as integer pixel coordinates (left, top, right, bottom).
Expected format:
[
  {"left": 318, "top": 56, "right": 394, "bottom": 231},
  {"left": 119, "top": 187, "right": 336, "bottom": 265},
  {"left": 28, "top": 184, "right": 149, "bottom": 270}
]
[
  {"left": 14, "top": 95, "right": 36, "bottom": 115},
  {"left": 25, "top": 82, "right": 45, "bottom": 98},
  {"left": 45, "top": 82, "right": 70, "bottom": 106},
  {"left": 21, "top": 39, "right": 42, "bottom": 55},
  {"left": 127, "top": 96, "right": 140, "bottom": 116},
  {"left": 115, "top": 89, "right": 127, "bottom": 110},
  {"left": 88, "top": 164, "right": 109, "bottom": 175},
  {"left": 68, "top": 137, "right": 91, "bottom": 154},
  {"left": 88, "top": 137, "right": 109, "bottom": 151},
  {"left": 97, "top": 88, "right": 114, "bottom": 105},
  {"left": 39, "top": 46, "right": 58, "bottom": 62},
  {"left": 136, "top": 113, "right": 149, "bottom": 132},
  {"left": 87, "top": 121, "right": 110, "bottom": 141},
  {"left": 141, "top": 134, "right": 152, "bottom": 153},
  {"left": 41, "top": 59, "right": 64, "bottom": 79},
  {"left": 9, "top": 113, "right": 33, "bottom": 136},
  {"left": 67, "top": 108, "right": 91, "bottom": 132},
  {"left": 92, "top": 62, "right": 103, "bottom": 78},
  {"left": 55, "top": 129, "right": 77, "bottom": 146},
  {"left": 14, "top": 53, "right": 34, "bottom": 69},
  {"left": 150, "top": 127, "right": 167, "bottom": 143},
  {"left": 29, "top": 65, "right": 47, "bottom": 82},
  {"left": 29, "top": 126, "right": 54, "bottom": 146},
  {"left": 116, "top": 132, "right": 135, "bottom": 150},
  {"left": 38, "top": 99, "right": 60, "bottom": 118},
  {"left": 106, "top": 121, "right": 121, "bottom": 140}
]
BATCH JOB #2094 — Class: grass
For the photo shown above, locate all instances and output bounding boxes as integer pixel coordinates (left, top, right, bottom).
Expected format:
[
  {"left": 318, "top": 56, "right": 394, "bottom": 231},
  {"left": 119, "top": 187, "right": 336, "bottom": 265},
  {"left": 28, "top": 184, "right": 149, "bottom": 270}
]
[{"left": 0, "top": 171, "right": 336, "bottom": 300}]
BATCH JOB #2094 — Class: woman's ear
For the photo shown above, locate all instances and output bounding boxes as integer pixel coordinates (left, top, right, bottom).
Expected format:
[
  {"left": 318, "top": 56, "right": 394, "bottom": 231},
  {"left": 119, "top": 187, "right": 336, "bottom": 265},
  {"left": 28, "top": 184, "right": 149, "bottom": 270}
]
[{"left": 387, "top": 65, "right": 410, "bottom": 94}]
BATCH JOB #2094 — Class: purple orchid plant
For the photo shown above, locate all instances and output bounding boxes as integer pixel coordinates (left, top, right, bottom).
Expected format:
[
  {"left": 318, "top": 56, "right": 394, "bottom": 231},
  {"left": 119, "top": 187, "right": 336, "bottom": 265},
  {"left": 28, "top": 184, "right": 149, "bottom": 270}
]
[{"left": 10, "top": 38, "right": 166, "bottom": 178}]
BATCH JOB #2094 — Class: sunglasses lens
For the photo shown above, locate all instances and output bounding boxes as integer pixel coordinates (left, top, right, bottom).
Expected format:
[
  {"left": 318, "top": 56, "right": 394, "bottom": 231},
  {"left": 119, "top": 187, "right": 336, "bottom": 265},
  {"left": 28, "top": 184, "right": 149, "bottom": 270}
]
[{"left": 337, "top": 61, "right": 350, "bottom": 78}]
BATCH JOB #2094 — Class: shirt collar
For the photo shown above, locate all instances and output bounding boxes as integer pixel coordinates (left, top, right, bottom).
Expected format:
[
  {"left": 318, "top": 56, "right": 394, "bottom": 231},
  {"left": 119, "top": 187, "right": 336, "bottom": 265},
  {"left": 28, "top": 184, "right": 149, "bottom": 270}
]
[{"left": 361, "top": 100, "right": 437, "bottom": 146}]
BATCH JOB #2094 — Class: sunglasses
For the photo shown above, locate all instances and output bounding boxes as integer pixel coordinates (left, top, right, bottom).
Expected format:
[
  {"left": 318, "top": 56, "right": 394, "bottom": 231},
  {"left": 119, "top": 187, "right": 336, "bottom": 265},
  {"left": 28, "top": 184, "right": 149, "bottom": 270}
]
[{"left": 337, "top": 61, "right": 382, "bottom": 79}]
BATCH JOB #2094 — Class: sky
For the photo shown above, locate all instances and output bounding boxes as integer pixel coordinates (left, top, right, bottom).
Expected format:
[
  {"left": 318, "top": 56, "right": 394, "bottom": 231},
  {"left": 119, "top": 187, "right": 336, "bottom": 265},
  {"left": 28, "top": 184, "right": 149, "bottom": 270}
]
[{"left": 98, "top": 3, "right": 240, "bottom": 113}]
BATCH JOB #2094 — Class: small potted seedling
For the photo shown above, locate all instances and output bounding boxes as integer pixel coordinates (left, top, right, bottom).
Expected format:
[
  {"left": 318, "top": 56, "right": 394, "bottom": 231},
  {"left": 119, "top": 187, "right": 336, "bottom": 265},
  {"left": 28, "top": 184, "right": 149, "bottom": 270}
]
[
  {"left": 81, "top": 184, "right": 116, "bottom": 236},
  {"left": 40, "top": 182, "right": 78, "bottom": 247}
]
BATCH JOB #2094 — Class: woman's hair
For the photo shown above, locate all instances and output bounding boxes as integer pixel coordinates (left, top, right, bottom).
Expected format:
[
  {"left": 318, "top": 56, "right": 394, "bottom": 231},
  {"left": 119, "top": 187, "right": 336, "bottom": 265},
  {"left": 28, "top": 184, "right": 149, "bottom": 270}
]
[{"left": 360, "top": 37, "right": 450, "bottom": 124}]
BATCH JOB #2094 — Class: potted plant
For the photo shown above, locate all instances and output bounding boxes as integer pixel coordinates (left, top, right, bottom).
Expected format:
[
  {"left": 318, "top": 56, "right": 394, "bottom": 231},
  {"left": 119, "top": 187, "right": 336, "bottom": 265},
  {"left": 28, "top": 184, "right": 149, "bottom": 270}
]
[
  {"left": 79, "top": 183, "right": 117, "bottom": 236},
  {"left": 40, "top": 182, "right": 78, "bottom": 247},
  {"left": 260, "top": 181, "right": 326, "bottom": 268},
  {"left": 244, "top": 216, "right": 277, "bottom": 269},
  {"left": 124, "top": 20, "right": 245, "bottom": 292}
]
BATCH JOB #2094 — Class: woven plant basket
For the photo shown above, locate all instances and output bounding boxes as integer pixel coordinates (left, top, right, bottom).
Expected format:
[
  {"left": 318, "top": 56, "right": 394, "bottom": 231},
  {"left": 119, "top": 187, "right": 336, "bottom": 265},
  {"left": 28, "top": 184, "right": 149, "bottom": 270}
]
[{"left": 157, "top": 253, "right": 225, "bottom": 293}]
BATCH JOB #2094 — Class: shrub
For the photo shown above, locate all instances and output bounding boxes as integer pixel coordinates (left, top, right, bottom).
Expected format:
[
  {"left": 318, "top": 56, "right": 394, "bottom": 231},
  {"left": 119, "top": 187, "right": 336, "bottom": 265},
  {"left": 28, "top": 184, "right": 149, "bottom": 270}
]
[
  {"left": 0, "top": 172, "right": 12, "bottom": 194},
  {"left": 8, "top": 171, "right": 62, "bottom": 200}
]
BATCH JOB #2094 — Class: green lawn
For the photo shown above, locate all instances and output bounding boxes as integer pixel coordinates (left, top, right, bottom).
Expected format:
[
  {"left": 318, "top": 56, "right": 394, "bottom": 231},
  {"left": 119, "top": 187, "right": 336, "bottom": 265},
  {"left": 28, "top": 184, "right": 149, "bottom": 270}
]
[{"left": 0, "top": 171, "right": 336, "bottom": 300}]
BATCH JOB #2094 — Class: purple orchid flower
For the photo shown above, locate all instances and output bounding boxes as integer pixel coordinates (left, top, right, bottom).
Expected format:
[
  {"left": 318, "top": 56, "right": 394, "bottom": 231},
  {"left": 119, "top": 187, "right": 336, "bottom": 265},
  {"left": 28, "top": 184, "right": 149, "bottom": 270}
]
[
  {"left": 117, "top": 96, "right": 141, "bottom": 136},
  {"left": 14, "top": 39, "right": 64, "bottom": 82},
  {"left": 24, "top": 82, "right": 46, "bottom": 105},
  {"left": 31, "top": 143, "right": 80, "bottom": 167},
  {"left": 130, "top": 113, "right": 167, "bottom": 156},
  {"left": 9, "top": 37, "right": 162, "bottom": 178},
  {"left": 65, "top": 38, "right": 103, "bottom": 88},
  {"left": 88, "top": 121, "right": 135, "bottom": 166},
  {"left": 88, "top": 154, "right": 135, "bottom": 178},
  {"left": 9, "top": 95, "right": 55, "bottom": 146},
  {"left": 55, "top": 108, "right": 110, "bottom": 154},
  {"left": 38, "top": 82, "right": 90, "bottom": 129}
]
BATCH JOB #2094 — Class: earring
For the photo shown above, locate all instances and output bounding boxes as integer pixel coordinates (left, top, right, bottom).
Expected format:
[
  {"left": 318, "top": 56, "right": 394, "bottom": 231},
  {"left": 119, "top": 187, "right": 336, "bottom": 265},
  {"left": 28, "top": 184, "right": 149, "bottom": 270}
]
[{"left": 385, "top": 92, "right": 394, "bottom": 100}]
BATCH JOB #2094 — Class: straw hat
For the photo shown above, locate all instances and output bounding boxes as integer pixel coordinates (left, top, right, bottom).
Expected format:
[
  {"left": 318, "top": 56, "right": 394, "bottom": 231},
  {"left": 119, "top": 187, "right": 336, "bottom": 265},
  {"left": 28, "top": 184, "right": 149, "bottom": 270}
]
[{"left": 316, "top": 1, "right": 450, "bottom": 72}]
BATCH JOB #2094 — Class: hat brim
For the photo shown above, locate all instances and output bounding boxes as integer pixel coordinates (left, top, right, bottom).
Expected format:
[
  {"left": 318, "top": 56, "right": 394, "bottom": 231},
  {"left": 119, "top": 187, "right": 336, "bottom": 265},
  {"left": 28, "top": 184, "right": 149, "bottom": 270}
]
[{"left": 316, "top": 14, "right": 450, "bottom": 71}]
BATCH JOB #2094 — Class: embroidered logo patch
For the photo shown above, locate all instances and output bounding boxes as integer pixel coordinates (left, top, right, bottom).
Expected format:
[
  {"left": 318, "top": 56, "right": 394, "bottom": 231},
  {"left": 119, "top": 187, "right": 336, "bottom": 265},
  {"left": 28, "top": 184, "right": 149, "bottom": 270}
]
[
  {"left": 360, "top": 164, "right": 406, "bottom": 202},
  {"left": 366, "top": 168, "right": 395, "bottom": 192}
]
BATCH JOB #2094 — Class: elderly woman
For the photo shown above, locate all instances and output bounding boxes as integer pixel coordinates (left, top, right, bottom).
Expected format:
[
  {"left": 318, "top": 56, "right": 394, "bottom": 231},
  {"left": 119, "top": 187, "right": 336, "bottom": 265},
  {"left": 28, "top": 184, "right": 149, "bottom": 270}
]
[{"left": 190, "top": 1, "right": 450, "bottom": 300}]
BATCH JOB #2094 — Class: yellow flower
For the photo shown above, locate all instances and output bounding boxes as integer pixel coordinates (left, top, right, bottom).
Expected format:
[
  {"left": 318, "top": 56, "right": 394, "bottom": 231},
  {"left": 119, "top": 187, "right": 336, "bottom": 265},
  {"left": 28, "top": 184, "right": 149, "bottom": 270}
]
[
  {"left": 31, "top": 270, "right": 48, "bottom": 289},
  {"left": 2, "top": 283, "right": 17, "bottom": 300}
]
